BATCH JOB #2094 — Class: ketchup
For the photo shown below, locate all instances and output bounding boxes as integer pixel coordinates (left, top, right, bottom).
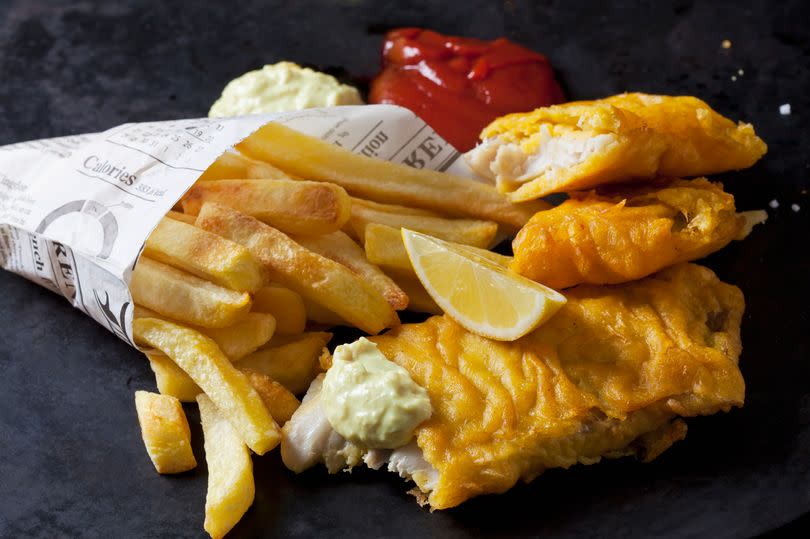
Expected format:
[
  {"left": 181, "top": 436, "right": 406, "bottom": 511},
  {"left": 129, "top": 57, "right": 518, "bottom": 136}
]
[{"left": 369, "top": 28, "right": 564, "bottom": 151}]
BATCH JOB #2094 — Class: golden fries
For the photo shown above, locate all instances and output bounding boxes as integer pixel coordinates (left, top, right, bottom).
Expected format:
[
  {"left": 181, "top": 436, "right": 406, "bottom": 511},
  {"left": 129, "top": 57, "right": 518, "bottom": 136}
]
[
  {"left": 182, "top": 179, "right": 351, "bottom": 236},
  {"left": 195, "top": 202, "right": 399, "bottom": 334},
  {"left": 237, "top": 332, "right": 332, "bottom": 394},
  {"left": 198, "top": 150, "right": 289, "bottom": 181},
  {"left": 350, "top": 204, "right": 498, "bottom": 248},
  {"left": 350, "top": 197, "right": 441, "bottom": 218},
  {"left": 201, "top": 312, "right": 276, "bottom": 361},
  {"left": 364, "top": 223, "right": 512, "bottom": 276},
  {"left": 389, "top": 274, "right": 442, "bottom": 315},
  {"left": 301, "top": 297, "right": 346, "bottom": 327},
  {"left": 294, "top": 231, "right": 408, "bottom": 310},
  {"left": 251, "top": 286, "right": 307, "bottom": 334},
  {"left": 236, "top": 122, "right": 547, "bottom": 229},
  {"left": 198, "top": 394, "right": 255, "bottom": 539},
  {"left": 144, "top": 350, "right": 201, "bottom": 402},
  {"left": 134, "top": 391, "right": 197, "bottom": 474},
  {"left": 144, "top": 217, "right": 264, "bottom": 292},
  {"left": 134, "top": 318, "right": 280, "bottom": 455},
  {"left": 166, "top": 210, "right": 197, "bottom": 224},
  {"left": 363, "top": 223, "right": 416, "bottom": 274},
  {"left": 130, "top": 257, "right": 251, "bottom": 328},
  {"left": 136, "top": 307, "right": 275, "bottom": 361},
  {"left": 241, "top": 369, "right": 301, "bottom": 424}
]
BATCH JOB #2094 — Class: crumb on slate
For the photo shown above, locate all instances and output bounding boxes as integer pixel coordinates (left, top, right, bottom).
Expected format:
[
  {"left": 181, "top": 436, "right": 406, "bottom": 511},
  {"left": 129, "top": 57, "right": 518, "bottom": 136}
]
[{"left": 722, "top": 39, "right": 732, "bottom": 49}]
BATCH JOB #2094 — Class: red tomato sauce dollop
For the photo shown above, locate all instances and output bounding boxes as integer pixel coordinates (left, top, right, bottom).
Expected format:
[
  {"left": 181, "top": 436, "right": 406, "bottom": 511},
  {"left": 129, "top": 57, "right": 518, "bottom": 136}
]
[{"left": 369, "top": 28, "right": 564, "bottom": 151}]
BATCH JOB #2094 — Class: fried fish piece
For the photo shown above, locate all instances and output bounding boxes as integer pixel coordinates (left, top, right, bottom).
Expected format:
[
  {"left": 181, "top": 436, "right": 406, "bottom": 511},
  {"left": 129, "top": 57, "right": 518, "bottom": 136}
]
[
  {"left": 465, "top": 93, "right": 767, "bottom": 201},
  {"left": 510, "top": 178, "right": 765, "bottom": 289},
  {"left": 281, "top": 263, "right": 745, "bottom": 509}
]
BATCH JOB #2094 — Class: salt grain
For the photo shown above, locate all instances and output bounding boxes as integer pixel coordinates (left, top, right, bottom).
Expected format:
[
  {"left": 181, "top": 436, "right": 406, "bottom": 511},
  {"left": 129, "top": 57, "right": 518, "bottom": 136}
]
[
  {"left": 731, "top": 75, "right": 737, "bottom": 81},
  {"left": 779, "top": 103, "right": 791, "bottom": 115},
  {"left": 738, "top": 69, "right": 744, "bottom": 75},
  {"left": 769, "top": 199, "right": 780, "bottom": 209},
  {"left": 791, "top": 203, "right": 800, "bottom": 212}
]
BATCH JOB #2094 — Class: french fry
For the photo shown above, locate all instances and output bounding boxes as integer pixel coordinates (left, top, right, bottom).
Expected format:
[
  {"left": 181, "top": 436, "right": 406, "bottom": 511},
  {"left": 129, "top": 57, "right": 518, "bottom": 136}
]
[
  {"left": 301, "top": 296, "right": 346, "bottom": 327},
  {"left": 202, "top": 313, "right": 276, "bottom": 361},
  {"left": 363, "top": 223, "right": 415, "bottom": 274},
  {"left": 130, "top": 257, "right": 251, "bottom": 328},
  {"left": 198, "top": 150, "right": 289, "bottom": 181},
  {"left": 144, "top": 217, "right": 264, "bottom": 293},
  {"left": 350, "top": 197, "right": 441, "bottom": 218},
  {"left": 182, "top": 179, "right": 351, "bottom": 236},
  {"left": 197, "top": 394, "right": 254, "bottom": 539},
  {"left": 134, "top": 390, "right": 197, "bottom": 474},
  {"left": 195, "top": 202, "right": 399, "bottom": 334},
  {"left": 241, "top": 369, "right": 301, "bottom": 424},
  {"left": 144, "top": 350, "right": 201, "bottom": 402},
  {"left": 350, "top": 204, "right": 498, "bottom": 248},
  {"left": 135, "top": 307, "right": 276, "bottom": 361},
  {"left": 390, "top": 274, "right": 442, "bottom": 315},
  {"left": 237, "top": 332, "right": 332, "bottom": 394},
  {"left": 293, "top": 231, "right": 408, "bottom": 310},
  {"left": 166, "top": 210, "right": 197, "bottom": 224},
  {"left": 251, "top": 286, "right": 306, "bottom": 334},
  {"left": 236, "top": 121, "right": 548, "bottom": 229},
  {"left": 364, "top": 223, "right": 512, "bottom": 275},
  {"left": 134, "top": 318, "right": 280, "bottom": 455}
]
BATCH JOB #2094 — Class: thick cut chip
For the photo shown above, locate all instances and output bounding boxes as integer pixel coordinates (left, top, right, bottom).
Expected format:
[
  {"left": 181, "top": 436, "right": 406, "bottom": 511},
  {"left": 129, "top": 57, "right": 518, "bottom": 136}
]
[
  {"left": 198, "top": 150, "right": 290, "bottom": 181},
  {"left": 241, "top": 369, "right": 301, "bottom": 425},
  {"left": 364, "top": 222, "right": 511, "bottom": 276},
  {"left": 466, "top": 92, "right": 767, "bottom": 200},
  {"left": 144, "top": 217, "right": 264, "bottom": 292},
  {"left": 294, "top": 231, "right": 408, "bottom": 310},
  {"left": 251, "top": 286, "right": 307, "bottom": 334},
  {"left": 134, "top": 390, "right": 197, "bottom": 474},
  {"left": 236, "top": 122, "right": 546, "bottom": 229},
  {"left": 201, "top": 313, "right": 277, "bottom": 361},
  {"left": 182, "top": 179, "right": 351, "bottom": 236},
  {"left": 144, "top": 350, "right": 201, "bottom": 402},
  {"left": 511, "top": 178, "right": 758, "bottom": 288},
  {"left": 166, "top": 210, "right": 197, "bottom": 224},
  {"left": 133, "top": 318, "right": 280, "bottom": 455},
  {"left": 135, "top": 307, "right": 275, "bottom": 361},
  {"left": 301, "top": 296, "right": 346, "bottom": 327},
  {"left": 350, "top": 203, "right": 498, "bottom": 247},
  {"left": 390, "top": 274, "right": 442, "bottom": 315},
  {"left": 349, "top": 197, "right": 441, "bottom": 218},
  {"left": 195, "top": 202, "right": 398, "bottom": 334},
  {"left": 198, "top": 394, "right": 255, "bottom": 539},
  {"left": 237, "top": 332, "right": 332, "bottom": 394},
  {"left": 130, "top": 257, "right": 251, "bottom": 328}
]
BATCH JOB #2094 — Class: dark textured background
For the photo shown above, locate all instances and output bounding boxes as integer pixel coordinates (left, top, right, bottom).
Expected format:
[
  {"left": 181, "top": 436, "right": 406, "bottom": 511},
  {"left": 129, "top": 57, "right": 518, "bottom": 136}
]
[{"left": 1, "top": 1, "right": 809, "bottom": 537}]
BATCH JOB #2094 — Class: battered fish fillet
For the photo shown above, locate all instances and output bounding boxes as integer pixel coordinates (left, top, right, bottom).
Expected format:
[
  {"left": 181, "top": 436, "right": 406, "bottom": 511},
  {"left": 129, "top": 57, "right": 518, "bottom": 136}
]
[
  {"left": 281, "top": 263, "right": 745, "bottom": 509},
  {"left": 464, "top": 93, "right": 767, "bottom": 201},
  {"left": 510, "top": 178, "right": 766, "bottom": 289}
]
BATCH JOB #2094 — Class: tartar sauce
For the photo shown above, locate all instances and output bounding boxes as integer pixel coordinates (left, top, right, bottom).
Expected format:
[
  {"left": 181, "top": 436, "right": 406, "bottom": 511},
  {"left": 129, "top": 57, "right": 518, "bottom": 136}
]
[
  {"left": 209, "top": 61, "right": 363, "bottom": 117},
  {"left": 321, "top": 338, "right": 431, "bottom": 449}
]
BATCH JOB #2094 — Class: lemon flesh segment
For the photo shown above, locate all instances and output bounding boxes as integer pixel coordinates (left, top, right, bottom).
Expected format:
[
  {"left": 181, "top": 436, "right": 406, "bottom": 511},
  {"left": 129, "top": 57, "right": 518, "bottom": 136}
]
[{"left": 402, "top": 229, "right": 566, "bottom": 341}]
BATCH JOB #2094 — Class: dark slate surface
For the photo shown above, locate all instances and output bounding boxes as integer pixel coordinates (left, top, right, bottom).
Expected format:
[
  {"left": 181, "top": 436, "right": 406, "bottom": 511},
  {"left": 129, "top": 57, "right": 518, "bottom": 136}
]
[{"left": 1, "top": 1, "right": 809, "bottom": 537}]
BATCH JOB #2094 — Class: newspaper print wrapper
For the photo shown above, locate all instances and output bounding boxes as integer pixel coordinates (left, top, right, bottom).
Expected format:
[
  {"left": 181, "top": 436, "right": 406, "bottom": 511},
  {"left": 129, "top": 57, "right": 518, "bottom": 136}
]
[{"left": 0, "top": 105, "right": 474, "bottom": 346}]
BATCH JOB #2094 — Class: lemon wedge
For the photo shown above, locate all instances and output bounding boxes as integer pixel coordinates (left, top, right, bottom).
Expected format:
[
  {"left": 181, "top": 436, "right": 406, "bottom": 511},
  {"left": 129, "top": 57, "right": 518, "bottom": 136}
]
[{"left": 401, "top": 229, "right": 566, "bottom": 341}]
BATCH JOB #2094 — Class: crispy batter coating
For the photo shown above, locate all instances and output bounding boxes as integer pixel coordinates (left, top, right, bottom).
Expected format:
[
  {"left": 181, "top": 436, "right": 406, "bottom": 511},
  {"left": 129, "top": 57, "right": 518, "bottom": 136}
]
[
  {"left": 372, "top": 264, "right": 745, "bottom": 509},
  {"left": 468, "top": 93, "right": 766, "bottom": 200},
  {"left": 510, "top": 178, "right": 745, "bottom": 288}
]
